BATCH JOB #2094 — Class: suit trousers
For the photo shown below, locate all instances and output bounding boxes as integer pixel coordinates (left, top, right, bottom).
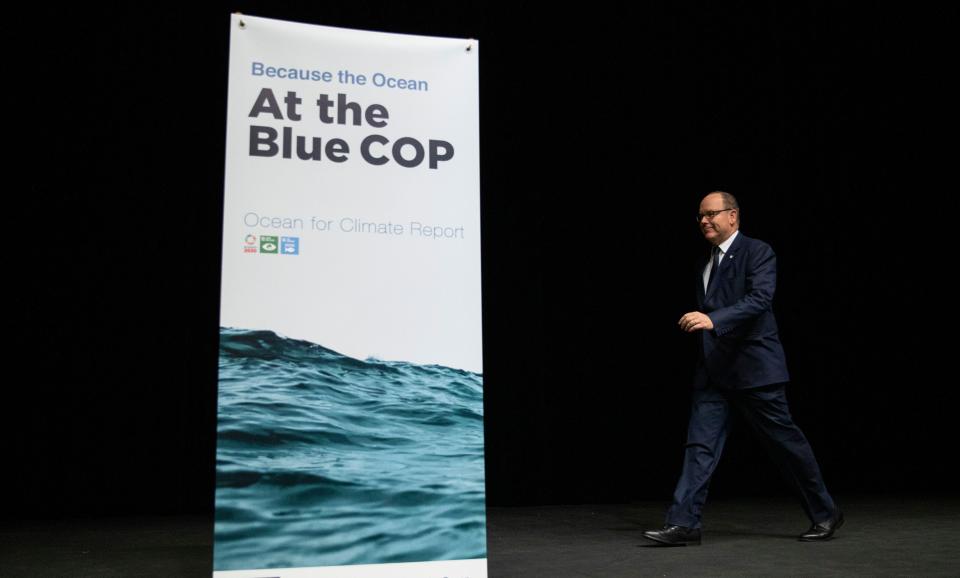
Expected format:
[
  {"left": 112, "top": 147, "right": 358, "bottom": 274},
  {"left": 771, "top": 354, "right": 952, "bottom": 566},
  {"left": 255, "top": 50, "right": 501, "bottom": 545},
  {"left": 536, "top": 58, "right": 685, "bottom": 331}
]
[{"left": 665, "top": 382, "right": 835, "bottom": 529}]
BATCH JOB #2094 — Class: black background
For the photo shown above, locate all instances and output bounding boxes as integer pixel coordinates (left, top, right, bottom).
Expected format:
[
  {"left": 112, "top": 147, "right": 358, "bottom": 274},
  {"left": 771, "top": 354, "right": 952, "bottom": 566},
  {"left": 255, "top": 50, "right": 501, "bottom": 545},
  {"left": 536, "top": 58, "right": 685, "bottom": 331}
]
[{"left": 8, "top": 3, "right": 952, "bottom": 518}]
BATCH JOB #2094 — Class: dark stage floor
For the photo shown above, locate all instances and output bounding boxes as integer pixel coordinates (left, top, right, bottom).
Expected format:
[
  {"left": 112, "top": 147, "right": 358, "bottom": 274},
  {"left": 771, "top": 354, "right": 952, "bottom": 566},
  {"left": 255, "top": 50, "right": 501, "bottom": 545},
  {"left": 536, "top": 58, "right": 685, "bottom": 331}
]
[{"left": 2, "top": 494, "right": 958, "bottom": 577}]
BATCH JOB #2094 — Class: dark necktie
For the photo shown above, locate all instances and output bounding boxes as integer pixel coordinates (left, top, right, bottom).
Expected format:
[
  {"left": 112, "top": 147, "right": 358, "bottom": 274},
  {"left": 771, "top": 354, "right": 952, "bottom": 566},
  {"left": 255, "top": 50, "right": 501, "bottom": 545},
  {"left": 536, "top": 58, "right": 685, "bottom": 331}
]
[{"left": 707, "top": 246, "right": 721, "bottom": 290}]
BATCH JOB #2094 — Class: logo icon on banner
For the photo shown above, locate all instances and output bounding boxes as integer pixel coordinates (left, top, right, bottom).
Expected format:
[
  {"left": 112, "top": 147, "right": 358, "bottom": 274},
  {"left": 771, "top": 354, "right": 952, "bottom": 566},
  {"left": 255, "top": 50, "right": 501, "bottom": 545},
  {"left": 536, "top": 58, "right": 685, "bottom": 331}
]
[
  {"left": 243, "top": 234, "right": 258, "bottom": 254},
  {"left": 280, "top": 236, "right": 300, "bottom": 255},
  {"left": 260, "top": 235, "right": 279, "bottom": 254}
]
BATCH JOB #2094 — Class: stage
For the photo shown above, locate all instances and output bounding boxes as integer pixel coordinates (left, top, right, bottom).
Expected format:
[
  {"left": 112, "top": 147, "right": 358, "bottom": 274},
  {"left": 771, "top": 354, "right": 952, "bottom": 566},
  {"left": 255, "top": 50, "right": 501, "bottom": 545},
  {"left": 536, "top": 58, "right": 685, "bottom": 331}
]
[{"left": 3, "top": 494, "right": 958, "bottom": 577}]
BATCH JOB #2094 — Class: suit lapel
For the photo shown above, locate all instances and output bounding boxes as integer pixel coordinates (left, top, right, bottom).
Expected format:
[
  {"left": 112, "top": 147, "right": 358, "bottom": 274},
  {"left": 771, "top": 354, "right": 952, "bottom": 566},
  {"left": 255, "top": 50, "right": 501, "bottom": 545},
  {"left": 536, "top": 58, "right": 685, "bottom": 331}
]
[
  {"left": 704, "top": 232, "right": 746, "bottom": 301},
  {"left": 697, "top": 253, "right": 709, "bottom": 306}
]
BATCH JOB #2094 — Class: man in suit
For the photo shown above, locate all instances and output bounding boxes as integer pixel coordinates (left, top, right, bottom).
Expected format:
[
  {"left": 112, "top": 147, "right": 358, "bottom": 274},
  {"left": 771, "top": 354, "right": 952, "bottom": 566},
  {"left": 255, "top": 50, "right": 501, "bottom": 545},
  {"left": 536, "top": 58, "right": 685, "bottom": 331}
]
[{"left": 642, "top": 191, "right": 843, "bottom": 546}]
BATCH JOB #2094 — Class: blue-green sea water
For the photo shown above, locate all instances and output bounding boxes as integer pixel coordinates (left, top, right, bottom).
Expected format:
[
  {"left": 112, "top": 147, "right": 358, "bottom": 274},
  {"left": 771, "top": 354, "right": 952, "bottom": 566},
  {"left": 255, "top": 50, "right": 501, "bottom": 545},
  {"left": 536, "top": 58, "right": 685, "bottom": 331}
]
[{"left": 214, "top": 328, "right": 486, "bottom": 571}]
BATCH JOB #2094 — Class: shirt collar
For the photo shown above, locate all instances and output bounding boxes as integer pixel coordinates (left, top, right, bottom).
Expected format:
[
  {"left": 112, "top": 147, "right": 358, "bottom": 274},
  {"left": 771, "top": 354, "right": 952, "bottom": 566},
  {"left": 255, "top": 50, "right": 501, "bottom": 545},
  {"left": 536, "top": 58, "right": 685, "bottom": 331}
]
[{"left": 717, "top": 230, "right": 739, "bottom": 255}]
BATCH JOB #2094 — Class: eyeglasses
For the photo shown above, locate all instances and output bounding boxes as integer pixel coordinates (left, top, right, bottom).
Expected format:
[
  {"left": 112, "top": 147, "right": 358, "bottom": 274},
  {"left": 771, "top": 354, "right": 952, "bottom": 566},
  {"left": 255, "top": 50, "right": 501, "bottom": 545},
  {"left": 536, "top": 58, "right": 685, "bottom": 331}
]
[{"left": 696, "top": 208, "right": 735, "bottom": 222}]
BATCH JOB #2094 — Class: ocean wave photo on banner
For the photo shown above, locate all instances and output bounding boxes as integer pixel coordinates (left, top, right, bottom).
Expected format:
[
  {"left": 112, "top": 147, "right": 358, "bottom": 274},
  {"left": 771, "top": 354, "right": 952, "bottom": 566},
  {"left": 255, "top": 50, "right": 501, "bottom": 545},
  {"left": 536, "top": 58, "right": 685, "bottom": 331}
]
[{"left": 214, "top": 327, "right": 486, "bottom": 571}]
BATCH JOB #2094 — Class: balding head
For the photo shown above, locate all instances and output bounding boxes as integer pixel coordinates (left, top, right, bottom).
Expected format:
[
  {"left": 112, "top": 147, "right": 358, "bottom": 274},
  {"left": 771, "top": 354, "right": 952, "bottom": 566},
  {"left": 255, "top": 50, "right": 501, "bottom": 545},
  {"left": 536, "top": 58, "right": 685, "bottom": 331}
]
[{"left": 698, "top": 191, "right": 740, "bottom": 245}]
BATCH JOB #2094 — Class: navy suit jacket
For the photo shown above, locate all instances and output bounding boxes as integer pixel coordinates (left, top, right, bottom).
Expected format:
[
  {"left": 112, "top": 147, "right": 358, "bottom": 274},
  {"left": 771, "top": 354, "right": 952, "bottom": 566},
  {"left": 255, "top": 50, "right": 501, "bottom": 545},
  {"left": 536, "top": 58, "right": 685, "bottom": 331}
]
[{"left": 694, "top": 232, "right": 790, "bottom": 389}]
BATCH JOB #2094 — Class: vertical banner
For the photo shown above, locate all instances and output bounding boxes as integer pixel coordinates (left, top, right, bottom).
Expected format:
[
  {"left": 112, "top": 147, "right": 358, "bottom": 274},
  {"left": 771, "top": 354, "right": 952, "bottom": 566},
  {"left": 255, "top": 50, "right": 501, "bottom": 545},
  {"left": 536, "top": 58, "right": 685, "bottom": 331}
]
[{"left": 215, "top": 15, "right": 484, "bottom": 577}]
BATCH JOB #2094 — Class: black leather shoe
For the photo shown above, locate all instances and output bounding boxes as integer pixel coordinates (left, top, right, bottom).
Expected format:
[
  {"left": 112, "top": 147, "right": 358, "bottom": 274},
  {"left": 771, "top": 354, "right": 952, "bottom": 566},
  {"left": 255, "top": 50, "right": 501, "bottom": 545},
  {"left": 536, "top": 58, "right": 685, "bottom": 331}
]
[
  {"left": 642, "top": 524, "right": 702, "bottom": 546},
  {"left": 798, "top": 509, "right": 844, "bottom": 541}
]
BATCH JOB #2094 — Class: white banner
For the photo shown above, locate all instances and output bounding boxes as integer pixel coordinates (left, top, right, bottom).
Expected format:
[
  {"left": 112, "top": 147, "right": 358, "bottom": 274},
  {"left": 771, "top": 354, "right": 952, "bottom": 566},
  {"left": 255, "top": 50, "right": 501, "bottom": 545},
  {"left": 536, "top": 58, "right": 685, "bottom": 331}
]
[{"left": 215, "top": 14, "right": 485, "bottom": 576}]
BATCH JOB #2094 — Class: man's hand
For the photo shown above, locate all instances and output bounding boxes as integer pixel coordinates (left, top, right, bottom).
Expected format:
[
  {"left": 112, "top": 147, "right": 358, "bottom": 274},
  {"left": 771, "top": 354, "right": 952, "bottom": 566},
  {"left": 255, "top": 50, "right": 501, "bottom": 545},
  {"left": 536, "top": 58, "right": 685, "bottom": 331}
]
[{"left": 679, "top": 311, "right": 714, "bottom": 333}]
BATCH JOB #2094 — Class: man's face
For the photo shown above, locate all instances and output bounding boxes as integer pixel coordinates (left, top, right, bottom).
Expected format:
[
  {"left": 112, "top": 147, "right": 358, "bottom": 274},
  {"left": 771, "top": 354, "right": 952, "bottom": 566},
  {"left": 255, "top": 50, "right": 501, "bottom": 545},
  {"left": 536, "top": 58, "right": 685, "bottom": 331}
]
[{"left": 698, "top": 193, "right": 738, "bottom": 245}]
